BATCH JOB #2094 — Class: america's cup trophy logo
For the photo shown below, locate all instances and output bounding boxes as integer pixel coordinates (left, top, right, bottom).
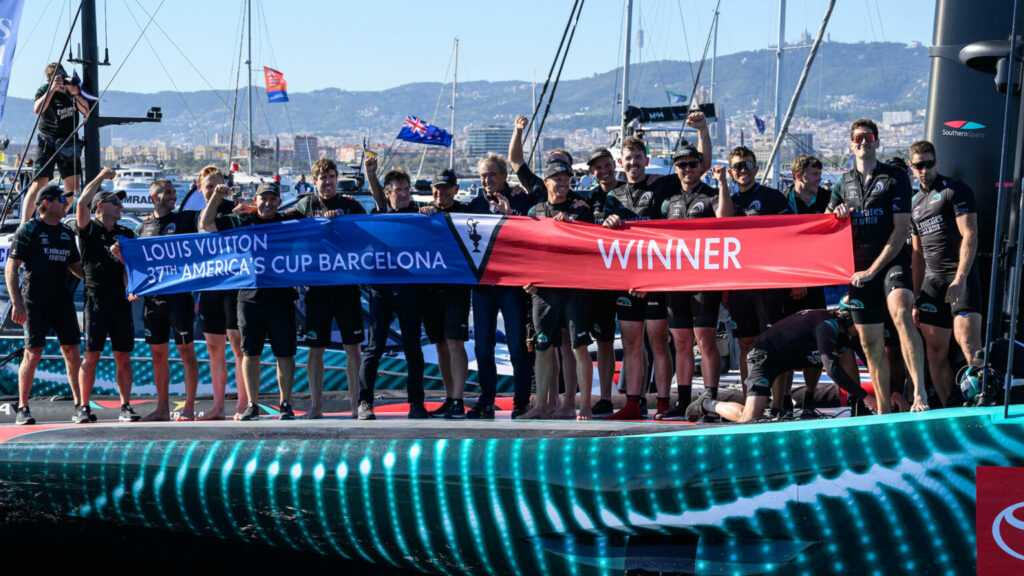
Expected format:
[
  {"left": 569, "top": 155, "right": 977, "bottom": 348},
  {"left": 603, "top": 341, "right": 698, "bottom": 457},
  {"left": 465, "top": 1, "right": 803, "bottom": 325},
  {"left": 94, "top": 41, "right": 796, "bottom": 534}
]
[{"left": 466, "top": 219, "right": 482, "bottom": 253}]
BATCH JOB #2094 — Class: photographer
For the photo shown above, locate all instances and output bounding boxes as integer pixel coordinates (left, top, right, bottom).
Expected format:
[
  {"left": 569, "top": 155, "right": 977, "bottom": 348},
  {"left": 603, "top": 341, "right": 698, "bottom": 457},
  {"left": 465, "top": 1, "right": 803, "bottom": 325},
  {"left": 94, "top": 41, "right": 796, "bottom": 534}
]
[{"left": 21, "top": 62, "right": 90, "bottom": 222}]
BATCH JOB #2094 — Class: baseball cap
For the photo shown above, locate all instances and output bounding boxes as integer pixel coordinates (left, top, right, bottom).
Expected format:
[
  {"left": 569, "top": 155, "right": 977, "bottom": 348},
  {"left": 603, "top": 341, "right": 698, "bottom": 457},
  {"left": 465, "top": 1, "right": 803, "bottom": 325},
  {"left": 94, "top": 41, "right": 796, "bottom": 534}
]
[
  {"left": 671, "top": 145, "right": 702, "bottom": 164},
  {"left": 35, "top": 185, "right": 65, "bottom": 206},
  {"left": 255, "top": 182, "right": 281, "bottom": 197},
  {"left": 543, "top": 160, "right": 572, "bottom": 179},
  {"left": 90, "top": 190, "right": 126, "bottom": 211},
  {"left": 587, "top": 147, "right": 613, "bottom": 164},
  {"left": 433, "top": 169, "right": 458, "bottom": 187}
]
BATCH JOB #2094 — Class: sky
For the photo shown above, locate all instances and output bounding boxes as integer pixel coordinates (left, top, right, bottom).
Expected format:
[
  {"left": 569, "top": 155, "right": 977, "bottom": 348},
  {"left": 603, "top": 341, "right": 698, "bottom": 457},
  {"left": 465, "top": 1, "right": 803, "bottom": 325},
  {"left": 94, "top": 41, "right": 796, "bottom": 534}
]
[{"left": 5, "top": 0, "right": 936, "bottom": 98}]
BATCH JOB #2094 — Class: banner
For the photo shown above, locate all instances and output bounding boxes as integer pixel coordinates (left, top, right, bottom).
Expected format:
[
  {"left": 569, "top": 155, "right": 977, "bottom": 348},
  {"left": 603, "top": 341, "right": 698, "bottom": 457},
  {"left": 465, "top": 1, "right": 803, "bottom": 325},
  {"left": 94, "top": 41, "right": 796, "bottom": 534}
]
[
  {"left": 120, "top": 213, "right": 854, "bottom": 296},
  {"left": 977, "top": 466, "right": 1024, "bottom": 575},
  {"left": 263, "top": 67, "right": 288, "bottom": 103},
  {"left": 0, "top": 0, "right": 25, "bottom": 126}
]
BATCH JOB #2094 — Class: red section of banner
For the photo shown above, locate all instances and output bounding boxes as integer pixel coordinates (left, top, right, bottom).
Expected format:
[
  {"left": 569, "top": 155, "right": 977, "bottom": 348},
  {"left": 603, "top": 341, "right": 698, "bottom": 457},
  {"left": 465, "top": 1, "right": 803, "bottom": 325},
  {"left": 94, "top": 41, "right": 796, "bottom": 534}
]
[
  {"left": 977, "top": 466, "right": 1024, "bottom": 575},
  {"left": 479, "top": 214, "right": 853, "bottom": 291},
  {"left": 263, "top": 67, "right": 287, "bottom": 92}
]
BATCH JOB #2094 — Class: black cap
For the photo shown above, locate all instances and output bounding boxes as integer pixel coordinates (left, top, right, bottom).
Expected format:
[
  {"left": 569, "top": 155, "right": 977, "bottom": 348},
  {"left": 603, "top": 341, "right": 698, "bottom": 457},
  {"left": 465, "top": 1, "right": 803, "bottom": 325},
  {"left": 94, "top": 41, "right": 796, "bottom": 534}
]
[
  {"left": 672, "top": 145, "right": 702, "bottom": 164},
  {"left": 587, "top": 147, "right": 613, "bottom": 164},
  {"left": 433, "top": 169, "right": 458, "bottom": 188},
  {"left": 90, "top": 190, "right": 126, "bottom": 211},
  {"left": 35, "top": 185, "right": 65, "bottom": 206},
  {"left": 255, "top": 182, "right": 281, "bottom": 197},
  {"left": 889, "top": 157, "right": 909, "bottom": 170},
  {"left": 543, "top": 160, "right": 572, "bottom": 179}
]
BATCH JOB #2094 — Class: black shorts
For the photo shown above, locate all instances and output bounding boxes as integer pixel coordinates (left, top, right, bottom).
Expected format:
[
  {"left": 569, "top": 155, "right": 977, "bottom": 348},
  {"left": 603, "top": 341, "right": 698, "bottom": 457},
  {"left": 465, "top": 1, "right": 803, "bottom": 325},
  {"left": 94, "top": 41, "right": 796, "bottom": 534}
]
[
  {"left": 727, "top": 289, "right": 785, "bottom": 339},
  {"left": 304, "top": 286, "right": 364, "bottom": 347},
  {"left": 198, "top": 290, "right": 238, "bottom": 334},
  {"left": 532, "top": 289, "right": 592, "bottom": 351},
  {"left": 615, "top": 292, "right": 667, "bottom": 322},
  {"left": 846, "top": 252, "right": 913, "bottom": 325},
  {"left": 143, "top": 294, "right": 195, "bottom": 346},
  {"left": 783, "top": 286, "right": 827, "bottom": 316},
  {"left": 34, "top": 134, "right": 83, "bottom": 182},
  {"left": 238, "top": 301, "right": 296, "bottom": 357},
  {"left": 667, "top": 290, "right": 722, "bottom": 330},
  {"left": 84, "top": 293, "right": 134, "bottom": 352},
  {"left": 916, "top": 271, "right": 983, "bottom": 329},
  {"left": 590, "top": 290, "right": 618, "bottom": 343},
  {"left": 743, "top": 348, "right": 780, "bottom": 397},
  {"left": 24, "top": 295, "right": 79, "bottom": 349},
  {"left": 423, "top": 285, "right": 471, "bottom": 343}
]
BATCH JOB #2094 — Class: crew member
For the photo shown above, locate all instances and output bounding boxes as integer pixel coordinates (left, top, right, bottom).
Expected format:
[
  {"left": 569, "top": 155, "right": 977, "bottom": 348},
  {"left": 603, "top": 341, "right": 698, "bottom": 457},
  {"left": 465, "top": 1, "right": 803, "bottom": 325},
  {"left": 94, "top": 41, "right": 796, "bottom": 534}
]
[
  {"left": 363, "top": 157, "right": 429, "bottom": 419},
  {"left": 828, "top": 119, "right": 928, "bottom": 413},
  {"left": 508, "top": 114, "right": 577, "bottom": 201},
  {"left": 76, "top": 168, "right": 139, "bottom": 422},
  {"left": 201, "top": 182, "right": 300, "bottom": 421},
  {"left": 909, "top": 139, "right": 982, "bottom": 404},
  {"left": 136, "top": 179, "right": 201, "bottom": 421},
  {"left": 284, "top": 158, "right": 366, "bottom": 419},
  {"left": 658, "top": 146, "right": 733, "bottom": 420},
  {"left": 7, "top": 185, "right": 84, "bottom": 425}
]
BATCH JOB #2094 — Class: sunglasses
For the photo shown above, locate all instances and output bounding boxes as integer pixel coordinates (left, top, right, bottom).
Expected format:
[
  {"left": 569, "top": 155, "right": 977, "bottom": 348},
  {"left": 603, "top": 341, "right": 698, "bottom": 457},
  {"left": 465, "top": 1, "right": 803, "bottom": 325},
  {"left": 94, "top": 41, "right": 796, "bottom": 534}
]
[
  {"left": 105, "top": 198, "right": 122, "bottom": 207},
  {"left": 911, "top": 159, "right": 936, "bottom": 170},
  {"left": 45, "top": 195, "right": 67, "bottom": 204},
  {"left": 730, "top": 161, "right": 757, "bottom": 172},
  {"left": 675, "top": 160, "right": 700, "bottom": 170},
  {"left": 852, "top": 133, "right": 877, "bottom": 144}
]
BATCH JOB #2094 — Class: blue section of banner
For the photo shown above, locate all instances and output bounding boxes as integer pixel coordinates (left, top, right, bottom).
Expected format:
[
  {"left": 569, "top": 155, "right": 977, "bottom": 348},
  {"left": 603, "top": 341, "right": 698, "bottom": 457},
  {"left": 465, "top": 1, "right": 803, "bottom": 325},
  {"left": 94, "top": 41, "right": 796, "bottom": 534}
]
[
  {"left": 267, "top": 89, "right": 288, "bottom": 103},
  {"left": 0, "top": 0, "right": 25, "bottom": 127},
  {"left": 121, "top": 214, "right": 478, "bottom": 296}
]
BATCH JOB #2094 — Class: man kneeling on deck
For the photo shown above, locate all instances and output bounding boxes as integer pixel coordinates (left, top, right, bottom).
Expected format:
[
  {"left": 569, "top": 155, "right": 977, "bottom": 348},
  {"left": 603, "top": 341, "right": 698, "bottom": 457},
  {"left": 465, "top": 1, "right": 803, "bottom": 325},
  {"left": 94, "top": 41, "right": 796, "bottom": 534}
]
[{"left": 686, "top": 307, "right": 875, "bottom": 423}]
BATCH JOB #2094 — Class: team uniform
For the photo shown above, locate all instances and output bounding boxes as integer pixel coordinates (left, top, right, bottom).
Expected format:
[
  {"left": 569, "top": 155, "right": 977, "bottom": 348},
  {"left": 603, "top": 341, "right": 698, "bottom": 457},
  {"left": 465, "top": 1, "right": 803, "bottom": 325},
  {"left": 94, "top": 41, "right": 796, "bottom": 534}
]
[
  {"left": 285, "top": 193, "right": 367, "bottom": 347},
  {"left": 828, "top": 163, "right": 914, "bottom": 324},
  {"left": 422, "top": 201, "right": 473, "bottom": 344},
  {"left": 729, "top": 184, "right": 791, "bottom": 338},
  {"left": 34, "top": 83, "right": 83, "bottom": 181},
  {"left": 139, "top": 212, "right": 198, "bottom": 346},
  {"left": 661, "top": 181, "right": 724, "bottom": 330},
  {"left": 197, "top": 199, "right": 239, "bottom": 335},
  {"left": 783, "top": 185, "right": 831, "bottom": 314},
  {"left": 583, "top": 182, "right": 619, "bottom": 343},
  {"left": 911, "top": 175, "right": 981, "bottom": 328},
  {"left": 77, "top": 219, "right": 135, "bottom": 352},
  {"left": 743, "top": 309, "right": 866, "bottom": 402},
  {"left": 10, "top": 219, "right": 81, "bottom": 348}
]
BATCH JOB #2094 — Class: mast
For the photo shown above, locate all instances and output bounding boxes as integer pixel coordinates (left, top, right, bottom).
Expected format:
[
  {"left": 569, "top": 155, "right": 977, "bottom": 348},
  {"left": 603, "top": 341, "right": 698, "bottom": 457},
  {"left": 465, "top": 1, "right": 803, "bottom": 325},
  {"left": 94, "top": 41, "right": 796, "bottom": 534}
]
[
  {"left": 620, "top": 0, "right": 634, "bottom": 142},
  {"left": 710, "top": 9, "right": 719, "bottom": 147},
  {"left": 771, "top": 0, "right": 786, "bottom": 187},
  {"left": 246, "top": 0, "right": 254, "bottom": 175},
  {"left": 450, "top": 38, "right": 458, "bottom": 170}
]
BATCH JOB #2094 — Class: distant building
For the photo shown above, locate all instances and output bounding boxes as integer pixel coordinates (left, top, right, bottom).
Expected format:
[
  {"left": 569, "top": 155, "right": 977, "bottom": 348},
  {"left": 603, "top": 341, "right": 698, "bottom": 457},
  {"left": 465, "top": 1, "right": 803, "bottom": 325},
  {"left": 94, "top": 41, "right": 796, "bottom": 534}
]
[
  {"left": 294, "top": 135, "right": 319, "bottom": 164},
  {"left": 466, "top": 125, "right": 514, "bottom": 158},
  {"left": 789, "top": 132, "right": 815, "bottom": 156},
  {"left": 882, "top": 111, "right": 913, "bottom": 126},
  {"left": 539, "top": 137, "right": 566, "bottom": 153}
]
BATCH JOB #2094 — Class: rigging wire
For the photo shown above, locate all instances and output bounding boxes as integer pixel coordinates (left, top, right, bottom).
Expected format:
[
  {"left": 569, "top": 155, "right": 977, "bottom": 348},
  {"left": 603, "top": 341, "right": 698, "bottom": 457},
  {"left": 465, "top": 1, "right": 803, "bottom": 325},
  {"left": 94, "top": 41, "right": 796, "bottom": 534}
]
[
  {"left": 412, "top": 45, "right": 455, "bottom": 181},
  {"left": 224, "top": 1, "right": 246, "bottom": 136},
  {"left": 11, "top": 0, "right": 57, "bottom": 69},
  {"left": 522, "top": 0, "right": 581, "bottom": 147},
  {"left": 675, "top": 0, "right": 697, "bottom": 88},
  {"left": 610, "top": 0, "right": 626, "bottom": 126},
  {"left": 528, "top": 0, "right": 585, "bottom": 165},
  {"left": 227, "top": 2, "right": 247, "bottom": 169},
  {"left": 674, "top": 0, "right": 720, "bottom": 147}
]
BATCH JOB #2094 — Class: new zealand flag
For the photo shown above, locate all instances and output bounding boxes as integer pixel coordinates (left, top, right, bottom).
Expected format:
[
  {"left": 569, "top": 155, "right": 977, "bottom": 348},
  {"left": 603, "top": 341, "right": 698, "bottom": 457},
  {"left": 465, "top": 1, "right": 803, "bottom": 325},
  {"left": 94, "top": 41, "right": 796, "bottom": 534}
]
[
  {"left": 397, "top": 115, "right": 452, "bottom": 147},
  {"left": 754, "top": 114, "right": 766, "bottom": 135}
]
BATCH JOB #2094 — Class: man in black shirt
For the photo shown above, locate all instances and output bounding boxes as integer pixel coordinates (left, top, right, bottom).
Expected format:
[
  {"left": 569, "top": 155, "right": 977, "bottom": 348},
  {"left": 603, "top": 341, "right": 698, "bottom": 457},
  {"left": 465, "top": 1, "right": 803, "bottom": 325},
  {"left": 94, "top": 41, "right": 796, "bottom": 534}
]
[
  {"left": 22, "top": 63, "right": 90, "bottom": 222},
  {"left": 362, "top": 158, "right": 429, "bottom": 419},
  {"left": 76, "top": 168, "right": 139, "bottom": 422},
  {"left": 829, "top": 119, "right": 927, "bottom": 413},
  {"left": 201, "top": 182, "right": 300, "bottom": 421},
  {"left": 284, "top": 157, "right": 366, "bottom": 419},
  {"left": 508, "top": 114, "right": 575, "bottom": 202},
  {"left": 6, "top": 185, "right": 85, "bottom": 425},
  {"left": 688, "top": 308, "right": 874, "bottom": 423},
  {"left": 419, "top": 170, "right": 474, "bottom": 418},
  {"left": 658, "top": 146, "right": 733, "bottom": 420},
  {"left": 519, "top": 161, "right": 595, "bottom": 420},
  {"left": 136, "top": 179, "right": 201, "bottom": 421},
  {"left": 909, "top": 139, "right": 982, "bottom": 405}
]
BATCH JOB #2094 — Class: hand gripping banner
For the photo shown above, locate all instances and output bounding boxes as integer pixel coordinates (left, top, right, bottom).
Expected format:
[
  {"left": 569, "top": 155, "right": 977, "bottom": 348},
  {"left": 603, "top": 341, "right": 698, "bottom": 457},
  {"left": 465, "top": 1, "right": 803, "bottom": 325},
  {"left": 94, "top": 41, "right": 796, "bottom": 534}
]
[{"left": 120, "top": 213, "right": 853, "bottom": 296}]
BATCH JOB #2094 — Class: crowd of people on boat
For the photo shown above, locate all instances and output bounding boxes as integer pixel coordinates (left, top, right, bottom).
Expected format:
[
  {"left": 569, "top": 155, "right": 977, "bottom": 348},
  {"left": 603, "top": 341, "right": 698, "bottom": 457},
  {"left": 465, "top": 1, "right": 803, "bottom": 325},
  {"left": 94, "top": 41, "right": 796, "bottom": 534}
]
[{"left": 5, "top": 61, "right": 983, "bottom": 425}]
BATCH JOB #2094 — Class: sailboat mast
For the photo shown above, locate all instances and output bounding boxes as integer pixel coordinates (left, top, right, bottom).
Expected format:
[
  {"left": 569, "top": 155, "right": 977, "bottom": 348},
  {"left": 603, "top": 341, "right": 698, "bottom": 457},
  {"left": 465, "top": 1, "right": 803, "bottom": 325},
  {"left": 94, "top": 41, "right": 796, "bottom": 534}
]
[
  {"left": 620, "top": 0, "right": 633, "bottom": 142},
  {"left": 247, "top": 0, "right": 254, "bottom": 176},
  {"left": 450, "top": 38, "right": 458, "bottom": 170},
  {"left": 771, "top": 0, "right": 786, "bottom": 187},
  {"left": 710, "top": 9, "right": 719, "bottom": 147}
]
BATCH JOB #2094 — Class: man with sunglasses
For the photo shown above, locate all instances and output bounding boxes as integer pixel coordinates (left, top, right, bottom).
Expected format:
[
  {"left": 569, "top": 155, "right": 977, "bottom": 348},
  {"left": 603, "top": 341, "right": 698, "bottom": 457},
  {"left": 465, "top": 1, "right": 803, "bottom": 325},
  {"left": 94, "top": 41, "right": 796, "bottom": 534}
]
[
  {"left": 909, "top": 139, "right": 982, "bottom": 405},
  {"left": 7, "top": 185, "right": 85, "bottom": 425},
  {"left": 657, "top": 146, "right": 733, "bottom": 420},
  {"left": 724, "top": 146, "right": 792, "bottom": 391},
  {"left": 76, "top": 168, "right": 139, "bottom": 423},
  {"left": 828, "top": 118, "right": 927, "bottom": 413}
]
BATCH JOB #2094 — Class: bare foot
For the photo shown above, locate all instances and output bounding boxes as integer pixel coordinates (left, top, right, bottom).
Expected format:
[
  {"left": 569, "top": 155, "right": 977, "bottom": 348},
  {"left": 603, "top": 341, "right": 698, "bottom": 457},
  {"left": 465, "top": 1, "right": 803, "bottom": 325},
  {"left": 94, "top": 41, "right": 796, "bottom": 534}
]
[
  {"left": 552, "top": 403, "right": 577, "bottom": 419},
  {"left": 577, "top": 408, "right": 594, "bottom": 421},
  {"left": 141, "top": 408, "right": 170, "bottom": 422},
  {"left": 174, "top": 410, "right": 196, "bottom": 422},
  {"left": 197, "top": 407, "right": 225, "bottom": 421},
  {"left": 303, "top": 408, "right": 324, "bottom": 419},
  {"left": 864, "top": 395, "right": 879, "bottom": 412},
  {"left": 891, "top": 391, "right": 910, "bottom": 412},
  {"left": 518, "top": 404, "right": 554, "bottom": 420}
]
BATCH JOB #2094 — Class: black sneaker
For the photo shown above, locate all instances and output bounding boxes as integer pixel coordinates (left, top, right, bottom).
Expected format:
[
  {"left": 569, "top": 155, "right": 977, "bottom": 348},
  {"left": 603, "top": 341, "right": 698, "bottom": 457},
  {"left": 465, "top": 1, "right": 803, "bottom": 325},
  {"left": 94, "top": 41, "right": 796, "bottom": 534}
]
[
  {"left": 15, "top": 405, "right": 35, "bottom": 425},
  {"left": 466, "top": 403, "right": 495, "bottom": 420},
  {"left": 407, "top": 402, "right": 430, "bottom": 419},
  {"left": 72, "top": 404, "right": 91, "bottom": 424},
  {"left": 430, "top": 398, "right": 453, "bottom": 417},
  {"left": 238, "top": 403, "right": 261, "bottom": 421},
  {"left": 685, "top": 395, "right": 707, "bottom": 422},
  {"left": 591, "top": 399, "right": 614, "bottom": 416},
  {"left": 357, "top": 401, "right": 376, "bottom": 421},
  {"left": 444, "top": 398, "right": 466, "bottom": 419},
  {"left": 510, "top": 401, "right": 530, "bottom": 419},
  {"left": 87, "top": 405, "right": 98, "bottom": 422},
  {"left": 119, "top": 405, "right": 141, "bottom": 422},
  {"left": 655, "top": 401, "right": 687, "bottom": 420},
  {"left": 279, "top": 402, "right": 295, "bottom": 421}
]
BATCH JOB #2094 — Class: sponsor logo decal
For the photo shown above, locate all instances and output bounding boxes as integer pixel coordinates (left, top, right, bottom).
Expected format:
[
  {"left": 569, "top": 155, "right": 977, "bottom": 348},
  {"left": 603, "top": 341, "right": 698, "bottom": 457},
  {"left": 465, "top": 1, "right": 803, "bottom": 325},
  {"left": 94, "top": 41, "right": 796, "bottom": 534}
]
[
  {"left": 306, "top": 330, "right": 318, "bottom": 340},
  {"left": 943, "top": 120, "right": 986, "bottom": 139},
  {"left": 448, "top": 214, "right": 503, "bottom": 280},
  {"left": 747, "top": 200, "right": 762, "bottom": 211},
  {"left": 616, "top": 297, "right": 632, "bottom": 307},
  {"left": 977, "top": 467, "right": 1024, "bottom": 574},
  {"left": 847, "top": 298, "right": 865, "bottom": 310},
  {"left": 944, "top": 120, "right": 985, "bottom": 130},
  {"left": 931, "top": 193, "right": 942, "bottom": 203},
  {"left": 919, "top": 303, "right": 938, "bottom": 313}
]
